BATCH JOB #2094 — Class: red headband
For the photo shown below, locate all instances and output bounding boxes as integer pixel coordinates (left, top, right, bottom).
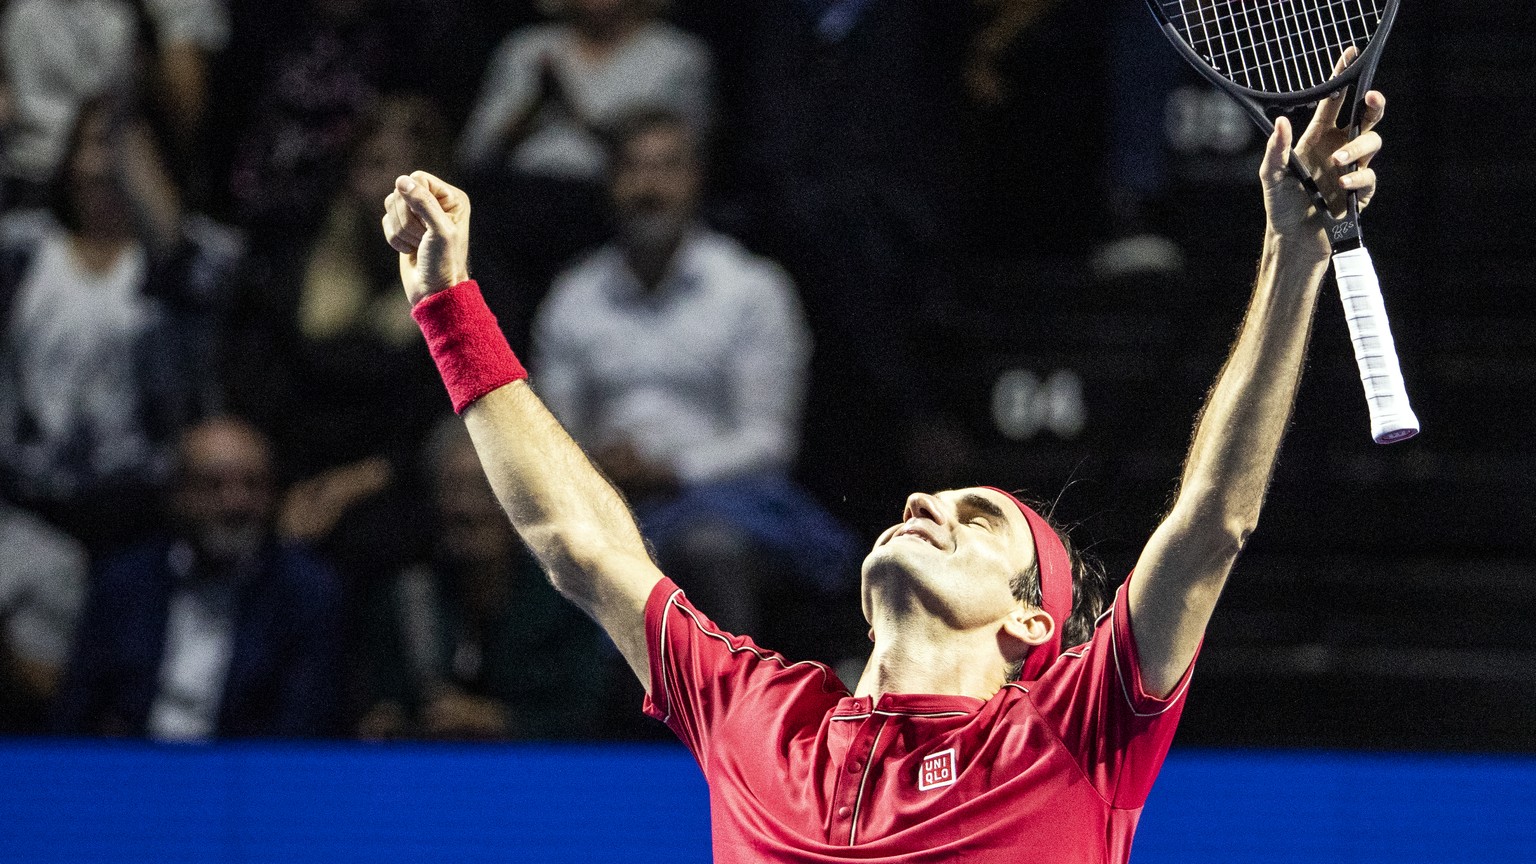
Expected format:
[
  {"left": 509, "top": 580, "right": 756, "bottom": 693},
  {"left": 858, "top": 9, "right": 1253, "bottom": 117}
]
[{"left": 982, "top": 487, "right": 1072, "bottom": 681}]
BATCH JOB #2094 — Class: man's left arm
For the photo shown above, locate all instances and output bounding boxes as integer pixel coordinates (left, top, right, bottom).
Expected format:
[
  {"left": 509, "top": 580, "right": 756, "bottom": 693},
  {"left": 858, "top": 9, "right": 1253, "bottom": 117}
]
[{"left": 1130, "top": 85, "right": 1387, "bottom": 697}]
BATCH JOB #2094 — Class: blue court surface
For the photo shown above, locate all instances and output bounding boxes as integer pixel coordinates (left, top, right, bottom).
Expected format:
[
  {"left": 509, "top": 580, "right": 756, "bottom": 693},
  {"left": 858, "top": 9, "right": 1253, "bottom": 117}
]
[{"left": 1, "top": 741, "right": 1531, "bottom": 862}]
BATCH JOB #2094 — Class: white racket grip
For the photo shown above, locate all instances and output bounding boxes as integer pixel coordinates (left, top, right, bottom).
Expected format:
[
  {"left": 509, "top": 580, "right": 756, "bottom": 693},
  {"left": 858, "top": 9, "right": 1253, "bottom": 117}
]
[{"left": 1332, "top": 246, "right": 1419, "bottom": 443}]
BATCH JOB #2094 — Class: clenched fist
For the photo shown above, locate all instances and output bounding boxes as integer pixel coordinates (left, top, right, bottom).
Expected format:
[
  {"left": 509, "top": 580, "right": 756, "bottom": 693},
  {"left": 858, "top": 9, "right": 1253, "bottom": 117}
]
[{"left": 381, "top": 170, "right": 472, "bottom": 306}]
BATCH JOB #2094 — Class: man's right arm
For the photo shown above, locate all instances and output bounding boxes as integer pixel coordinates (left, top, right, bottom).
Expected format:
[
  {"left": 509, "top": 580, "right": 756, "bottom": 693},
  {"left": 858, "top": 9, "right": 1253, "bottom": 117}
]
[
  {"left": 462, "top": 381, "right": 661, "bottom": 689},
  {"left": 382, "top": 171, "right": 662, "bottom": 690}
]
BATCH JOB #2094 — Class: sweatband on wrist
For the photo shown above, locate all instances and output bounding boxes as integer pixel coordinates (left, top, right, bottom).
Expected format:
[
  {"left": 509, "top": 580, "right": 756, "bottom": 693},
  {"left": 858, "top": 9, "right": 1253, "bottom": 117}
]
[{"left": 411, "top": 280, "right": 527, "bottom": 414}]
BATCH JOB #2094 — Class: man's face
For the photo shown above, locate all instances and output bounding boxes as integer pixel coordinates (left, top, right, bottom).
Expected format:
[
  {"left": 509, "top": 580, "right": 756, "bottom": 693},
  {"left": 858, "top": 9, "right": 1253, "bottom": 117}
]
[
  {"left": 611, "top": 124, "right": 701, "bottom": 254},
  {"left": 862, "top": 488, "right": 1038, "bottom": 632},
  {"left": 173, "top": 422, "right": 276, "bottom": 564}
]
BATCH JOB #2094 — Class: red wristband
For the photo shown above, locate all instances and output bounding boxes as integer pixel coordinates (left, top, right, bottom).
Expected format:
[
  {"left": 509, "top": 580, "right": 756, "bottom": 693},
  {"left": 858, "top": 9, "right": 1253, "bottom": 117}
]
[{"left": 411, "top": 280, "right": 528, "bottom": 414}]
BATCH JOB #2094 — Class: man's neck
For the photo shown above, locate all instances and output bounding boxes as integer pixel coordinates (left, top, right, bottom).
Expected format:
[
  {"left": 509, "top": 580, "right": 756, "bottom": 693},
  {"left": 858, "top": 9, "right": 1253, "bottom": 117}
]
[
  {"left": 573, "top": 13, "right": 644, "bottom": 57},
  {"left": 853, "top": 622, "right": 1010, "bottom": 701},
  {"left": 623, "top": 234, "right": 686, "bottom": 293}
]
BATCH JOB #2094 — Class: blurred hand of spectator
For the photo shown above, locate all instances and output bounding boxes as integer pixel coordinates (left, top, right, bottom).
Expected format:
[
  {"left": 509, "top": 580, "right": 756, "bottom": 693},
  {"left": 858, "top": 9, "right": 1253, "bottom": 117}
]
[
  {"left": 355, "top": 698, "right": 409, "bottom": 741},
  {"left": 966, "top": 0, "right": 1065, "bottom": 105},
  {"left": 0, "top": 79, "right": 13, "bottom": 134},
  {"left": 278, "top": 457, "right": 393, "bottom": 544},
  {"left": 421, "top": 687, "right": 514, "bottom": 742},
  {"left": 0, "top": 501, "right": 88, "bottom": 733},
  {"left": 115, "top": 116, "right": 184, "bottom": 254}
]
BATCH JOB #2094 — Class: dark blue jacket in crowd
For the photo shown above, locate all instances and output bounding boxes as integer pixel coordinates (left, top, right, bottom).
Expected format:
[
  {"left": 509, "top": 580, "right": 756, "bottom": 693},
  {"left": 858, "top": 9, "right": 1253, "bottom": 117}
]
[{"left": 54, "top": 539, "right": 343, "bottom": 738}]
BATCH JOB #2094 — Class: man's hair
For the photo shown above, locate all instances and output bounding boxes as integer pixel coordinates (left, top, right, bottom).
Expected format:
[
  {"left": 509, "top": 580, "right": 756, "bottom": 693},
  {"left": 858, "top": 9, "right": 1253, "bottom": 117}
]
[{"left": 1004, "top": 502, "right": 1110, "bottom": 682}]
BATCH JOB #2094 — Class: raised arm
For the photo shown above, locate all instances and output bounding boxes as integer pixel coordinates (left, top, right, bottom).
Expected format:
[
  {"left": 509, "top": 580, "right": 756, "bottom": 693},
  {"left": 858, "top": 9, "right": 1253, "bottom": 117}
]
[
  {"left": 382, "top": 171, "right": 662, "bottom": 690},
  {"left": 1129, "top": 86, "right": 1387, "bottom": 697}
]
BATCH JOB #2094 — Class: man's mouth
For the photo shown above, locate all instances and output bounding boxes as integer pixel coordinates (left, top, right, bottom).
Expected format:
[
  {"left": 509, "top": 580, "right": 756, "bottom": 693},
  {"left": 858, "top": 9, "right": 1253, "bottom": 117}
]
[{"left": 894, "top": 520, "right": 944, "bottom": 550}]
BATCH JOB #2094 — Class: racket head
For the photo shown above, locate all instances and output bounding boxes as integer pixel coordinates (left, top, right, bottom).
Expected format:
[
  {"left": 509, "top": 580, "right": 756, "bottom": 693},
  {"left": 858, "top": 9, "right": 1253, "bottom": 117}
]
[{"left": 1144, "top": 0, "right": 1399, "bottom": 107}]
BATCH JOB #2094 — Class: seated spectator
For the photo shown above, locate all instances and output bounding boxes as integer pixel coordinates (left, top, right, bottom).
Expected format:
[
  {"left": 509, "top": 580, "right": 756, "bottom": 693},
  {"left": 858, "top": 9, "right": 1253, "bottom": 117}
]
[
  {"left": 0, "top": 498, "right": 87, "bottom": 733},
  {"left": 456, "top": 0, "right": 713, "bottom": 299},
  {"left": 533, "top": 108, "right": 856, "bottom": 640},
  {"left": 683, "top": 0, "right": 977, "bottom": 527},
  {"left": 1, "top": 0, "right": 228, "bottom": 194},
  {"left": 0, "top": 97, "right": 239, "bottom": 553},
  {"left": 54, "top": 417, "right": 342, "bottom": 740},
  {"left": 355, "top": 418, "right": 606, "bottom": 742},
  {"left": 227, "top": 93, "right": 448, "bottom": 483},
  {"left": 225, "top": 96, "right": 454, "bottom": 676}
]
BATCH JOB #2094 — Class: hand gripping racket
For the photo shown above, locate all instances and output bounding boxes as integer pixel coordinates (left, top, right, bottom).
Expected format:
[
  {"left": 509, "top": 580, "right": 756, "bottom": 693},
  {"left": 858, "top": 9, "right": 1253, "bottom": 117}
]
[{"left": 1145, "top": 0, "right": 1418, "bottom": 443}]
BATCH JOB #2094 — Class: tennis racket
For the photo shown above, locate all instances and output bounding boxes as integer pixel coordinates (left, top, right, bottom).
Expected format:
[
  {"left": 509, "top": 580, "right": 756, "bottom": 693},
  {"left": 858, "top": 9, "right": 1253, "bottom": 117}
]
[{"left": 1145, "top": 0, "right": 1418, "bottom": 444}]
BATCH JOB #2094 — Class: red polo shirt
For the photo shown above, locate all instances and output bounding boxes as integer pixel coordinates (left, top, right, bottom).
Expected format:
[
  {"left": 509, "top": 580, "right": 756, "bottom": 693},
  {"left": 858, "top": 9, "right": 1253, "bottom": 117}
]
[{"left": 642, "top": 575, "right": 1196, "bottom": 863}]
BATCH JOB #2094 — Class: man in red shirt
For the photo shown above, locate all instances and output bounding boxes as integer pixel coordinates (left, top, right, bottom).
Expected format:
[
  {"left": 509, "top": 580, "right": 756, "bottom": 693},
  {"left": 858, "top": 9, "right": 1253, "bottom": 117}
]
[{"left": 380, "top": 84, "right": 1387, "bottom": 862}]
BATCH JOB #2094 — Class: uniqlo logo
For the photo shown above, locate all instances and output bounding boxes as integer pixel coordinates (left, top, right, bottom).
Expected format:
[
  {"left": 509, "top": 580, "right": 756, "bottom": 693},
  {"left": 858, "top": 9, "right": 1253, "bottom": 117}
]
[{"left": 917, "top": 748, "right": 957, "bottom": 791}]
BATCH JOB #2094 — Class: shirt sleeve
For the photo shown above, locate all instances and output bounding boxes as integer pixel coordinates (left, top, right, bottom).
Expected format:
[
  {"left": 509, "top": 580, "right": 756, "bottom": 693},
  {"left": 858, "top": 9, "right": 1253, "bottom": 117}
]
[
  {"left": 641, "top": 577, "right": 842, "bottom": 767},
  {"left": 1026, "top": 574, "right": 1199, "bottom": 810},
  {"left": 456, "top": 30, "right": 544, "bottom": 168},
  {"left": 671, "top": 261, "right": 811, "bottom": 483}
]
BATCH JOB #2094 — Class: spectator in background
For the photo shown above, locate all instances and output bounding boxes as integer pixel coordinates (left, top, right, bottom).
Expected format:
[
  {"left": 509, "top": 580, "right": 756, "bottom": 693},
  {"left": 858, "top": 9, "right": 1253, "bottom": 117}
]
[
  {"left": 533, "top": 108, "right": 856, "bottom": 642},
  {"left": 226, "top": 93, "right": 456, "bottom": 725},
  {"left": 457, "top": 0, "right": 712, "bottom": 317},
  {"left": 356, "top": 418, "right": 606, "bottom": 742},
  {"left": 224, "top": 0, "right": 388, "bottom": 233},
  {"left": 685, "top": 0, "right": 976, "bottom": 530},
  {"left": 0, "top": 97, "right": 239, "bottom": 553},
  {"left": 56, "top": 417, "right": 342, "bottom": 740},
  {"left": 227, "top": 93, "right": 447, "bottom": 485},
  {"left": 0, "top": 498, "right": 87, "bottom": 734},
  {"left": 0, "top": 0, "right": 229, "bottom": 196}
]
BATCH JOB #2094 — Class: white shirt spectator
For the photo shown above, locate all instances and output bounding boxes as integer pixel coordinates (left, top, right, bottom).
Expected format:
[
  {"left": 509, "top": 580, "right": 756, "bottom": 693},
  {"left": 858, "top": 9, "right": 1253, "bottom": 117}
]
[
  {"left": 1, "top": 0, "right": 228, "bottom": 181},
  {"left": 145, "top": 544, "right": 236, "bottom": 742},
  {"left": 2, "top": 212, "right": 155, "bottom": 499},
  {"left": 457, "top": 21, "right": 712, "bottom": 180},
  {"left": 533, "top": 228, "right": 811, "bottom": 484}
]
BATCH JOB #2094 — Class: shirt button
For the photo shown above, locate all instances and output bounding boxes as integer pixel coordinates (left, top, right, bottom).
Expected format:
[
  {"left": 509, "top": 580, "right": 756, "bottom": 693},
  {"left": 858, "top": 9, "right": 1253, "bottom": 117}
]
[
  {"left": 848, "top": 761, "right": 863, "bottom": 774},
  {"left": 837, "top": 806, "right": 852, "bottom": 818}
]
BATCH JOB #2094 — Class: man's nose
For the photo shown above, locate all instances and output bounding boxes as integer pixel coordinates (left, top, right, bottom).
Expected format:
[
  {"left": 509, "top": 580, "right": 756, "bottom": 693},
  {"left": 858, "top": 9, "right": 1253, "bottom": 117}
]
[{"left": 903, "top": 493, "right": 945, "bottom": 525}]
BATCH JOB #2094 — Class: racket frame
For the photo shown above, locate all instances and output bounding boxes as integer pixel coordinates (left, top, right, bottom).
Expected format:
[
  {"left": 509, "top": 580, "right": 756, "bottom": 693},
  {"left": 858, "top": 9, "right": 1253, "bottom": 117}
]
[
  {"left": 1143, "top": 0, "right": 1418, "bottom": 444},
  {"left": 1143, "top": 0, "right": 1402, "bottom": 249}
]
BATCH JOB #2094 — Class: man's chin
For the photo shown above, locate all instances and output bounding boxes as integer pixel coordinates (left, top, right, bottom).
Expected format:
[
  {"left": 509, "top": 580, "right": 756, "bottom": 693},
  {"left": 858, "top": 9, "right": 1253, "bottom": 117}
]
[{"left": 861, "top": 540, "right": 934, "bottom": 583}]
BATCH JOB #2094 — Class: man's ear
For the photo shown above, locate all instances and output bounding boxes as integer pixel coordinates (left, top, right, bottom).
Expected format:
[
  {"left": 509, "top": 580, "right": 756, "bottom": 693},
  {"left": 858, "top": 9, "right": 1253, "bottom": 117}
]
[{"left": 1002, "top": 607, "right": 1055, "bottom": 649}]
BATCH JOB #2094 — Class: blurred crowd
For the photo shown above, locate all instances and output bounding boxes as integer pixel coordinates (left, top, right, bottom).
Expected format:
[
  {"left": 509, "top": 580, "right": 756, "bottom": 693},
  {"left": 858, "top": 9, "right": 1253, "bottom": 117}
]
[{"left": 0, "top": 0, "right": 1180, "bottom": 742}]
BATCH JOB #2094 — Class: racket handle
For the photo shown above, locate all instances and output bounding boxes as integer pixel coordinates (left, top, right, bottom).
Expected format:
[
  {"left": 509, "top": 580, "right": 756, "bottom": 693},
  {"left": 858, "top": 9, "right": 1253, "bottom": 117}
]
[{"left": 1331, "top": 246, "right": 1419, "bottom": 444}]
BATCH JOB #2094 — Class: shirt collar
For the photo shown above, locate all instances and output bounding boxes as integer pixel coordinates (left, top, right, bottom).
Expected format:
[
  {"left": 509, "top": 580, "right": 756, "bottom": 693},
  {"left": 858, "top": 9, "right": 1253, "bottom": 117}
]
[
  {"left": 605, "top": 225, "right": 707, "bottom": 304},
  {"left": 833, "top": 693, "right": 987, "bottom": 718}
]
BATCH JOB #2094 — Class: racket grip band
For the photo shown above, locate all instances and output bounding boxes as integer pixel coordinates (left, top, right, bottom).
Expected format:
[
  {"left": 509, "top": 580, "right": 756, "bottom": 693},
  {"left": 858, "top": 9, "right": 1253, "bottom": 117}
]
[
  {"left": 412, "top": 280, "right": 528, "bottom": 415},
  {"left": 1332, "top": 246, "right": 1419, "bottom": 444}
]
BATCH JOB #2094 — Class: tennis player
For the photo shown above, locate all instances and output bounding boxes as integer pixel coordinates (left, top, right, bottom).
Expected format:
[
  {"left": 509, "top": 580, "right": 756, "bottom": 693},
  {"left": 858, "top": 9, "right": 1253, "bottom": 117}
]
[{"left": 381, "top": 86, "right": 1386, "bottom": 862}]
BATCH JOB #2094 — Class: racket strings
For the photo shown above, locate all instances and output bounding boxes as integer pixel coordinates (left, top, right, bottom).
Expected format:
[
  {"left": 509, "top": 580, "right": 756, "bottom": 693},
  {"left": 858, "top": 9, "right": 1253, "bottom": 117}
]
[{"left": 1163, "top": 0, "right": 1382, "bottom": 94}]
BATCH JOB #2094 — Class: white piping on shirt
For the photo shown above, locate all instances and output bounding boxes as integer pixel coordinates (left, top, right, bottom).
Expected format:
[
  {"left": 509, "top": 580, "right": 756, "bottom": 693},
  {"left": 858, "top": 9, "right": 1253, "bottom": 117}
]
[
  {"left": 829, "top": 709, "right": 971, "bottom": 722},
  {"left": 1109, "top": 606, "right": 1193, "bottom": 717},
  {"left": 847, "top": 722, "right": 886, "bottom": 846},
  {"left": 656, "top": 589, "right": 846, "bottom": 724}
]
